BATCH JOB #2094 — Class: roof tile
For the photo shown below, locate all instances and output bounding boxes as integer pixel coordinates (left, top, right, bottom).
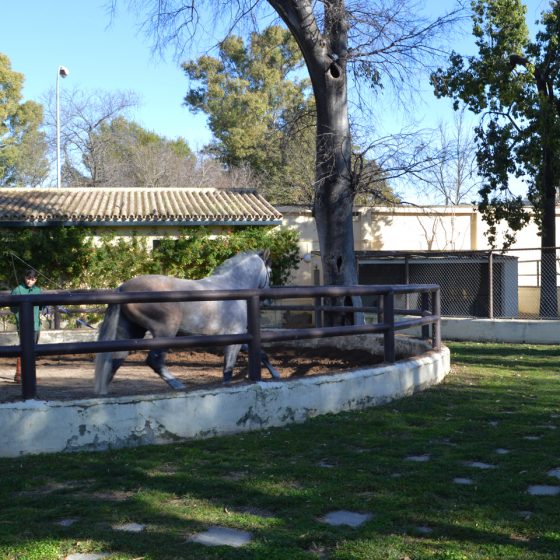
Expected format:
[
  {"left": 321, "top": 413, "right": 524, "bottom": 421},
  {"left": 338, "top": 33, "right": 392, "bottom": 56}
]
[{"left": 0, "top": 188, "right": 282, "bottom": 225}]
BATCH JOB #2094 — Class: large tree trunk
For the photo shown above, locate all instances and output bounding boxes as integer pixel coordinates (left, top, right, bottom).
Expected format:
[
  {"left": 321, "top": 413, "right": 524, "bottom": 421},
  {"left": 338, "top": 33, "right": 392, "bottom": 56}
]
[
  {"left": 269, "top": 1, "right": 360, "bottom": 325},
  {"left": 535, "top": 75, "right": 558, "bottom": 318},
  {"left": 312, "top": 10, "right": 354, "bottom": 283},
  {"left": 539, "top": 144, "right": 557, "bottom": 318},
  {"left": 313, "top": 55, "right": 359, "bottom": 325}
]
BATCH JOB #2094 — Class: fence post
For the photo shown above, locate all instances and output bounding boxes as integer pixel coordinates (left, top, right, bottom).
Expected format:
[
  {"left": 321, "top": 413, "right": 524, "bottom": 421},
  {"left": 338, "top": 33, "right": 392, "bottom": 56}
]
[
  {"left": 313, "top": 266, "right": 322, "bottom": 327},
  {"left": 432, "top": 289, "right": 441, "bottom": 351},
  {"left": 404, "top": 256, "right": 410, "bottom": 309},
  {"left": 19, "top": 300, "right": 37, "bottom": 400},
  {"left": 247, "top": 294, "right": 262, "bottom": 381},
  {"left": 488, "top": 250, "right": 494, "bottom": 319},
  {"left": 421, "top": 292, "right": 430, "bottom": 340},
  {"left": 383, "top": 290, "right": 395, "bottom": 363},
  {"left": 377, "top": 294, "right": 384, "bottom": 324},
  {"left": 54, "top": 306, "right": 61, "bottom": 329}
]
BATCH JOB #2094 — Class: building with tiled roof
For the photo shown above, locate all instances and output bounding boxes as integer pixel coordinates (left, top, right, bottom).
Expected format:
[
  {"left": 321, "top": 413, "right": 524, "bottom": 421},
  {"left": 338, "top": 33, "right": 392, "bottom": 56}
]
[{"left": 0, "top": 187, "right": 282, "bottom": 227}]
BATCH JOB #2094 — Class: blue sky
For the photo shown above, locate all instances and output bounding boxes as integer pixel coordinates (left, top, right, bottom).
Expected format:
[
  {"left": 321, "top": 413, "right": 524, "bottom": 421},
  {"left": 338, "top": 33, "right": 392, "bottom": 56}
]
[
  {"left": 3, "top": 0, "right": 213, "bottom": 149},
  {"left": 2, "top": 0, "right": 550, "bottom": 160}
]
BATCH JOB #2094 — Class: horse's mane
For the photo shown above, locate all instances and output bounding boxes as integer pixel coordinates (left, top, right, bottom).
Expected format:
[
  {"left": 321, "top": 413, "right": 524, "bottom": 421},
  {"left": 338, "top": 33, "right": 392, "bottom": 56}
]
[{"left": 210, "top": 251, "right": 260, "bottom": 276}]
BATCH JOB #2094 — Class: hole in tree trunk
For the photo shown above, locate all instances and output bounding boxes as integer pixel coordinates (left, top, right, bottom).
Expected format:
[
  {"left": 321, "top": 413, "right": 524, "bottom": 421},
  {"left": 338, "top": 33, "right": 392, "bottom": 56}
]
[
  {"left": 329, "top": 62, "right": 341, "bottom": 79},
  {"left": 336, "top": 256, "right": 343, "bottom": 272}
]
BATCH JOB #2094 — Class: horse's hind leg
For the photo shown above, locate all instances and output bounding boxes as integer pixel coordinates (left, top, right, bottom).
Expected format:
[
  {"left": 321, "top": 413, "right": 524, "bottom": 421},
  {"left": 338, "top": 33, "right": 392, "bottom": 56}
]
[
  {"left": 223, "top": 344, "right": 242, "bottom": 382},
  {"left": 108, "top": 351, "right": 129, "bottom": 383},
  {"left": 105, "top": 321, "right": 145, "bottom": 385},
  {"left": 146, "top": 349, "right": 186, "bottom": 390},
  {"left": 100, "top": 315, "right": 146, "bottom": 388}
]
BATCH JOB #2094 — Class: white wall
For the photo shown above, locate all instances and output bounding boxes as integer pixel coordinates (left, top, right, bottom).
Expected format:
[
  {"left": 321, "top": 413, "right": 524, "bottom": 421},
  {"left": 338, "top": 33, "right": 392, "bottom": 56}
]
[
  {"left": 0, "top": 336, "right": 449, "bottom": 457},
  {"left": 278, "top": 204, "right": 553, "bottom": 288}
]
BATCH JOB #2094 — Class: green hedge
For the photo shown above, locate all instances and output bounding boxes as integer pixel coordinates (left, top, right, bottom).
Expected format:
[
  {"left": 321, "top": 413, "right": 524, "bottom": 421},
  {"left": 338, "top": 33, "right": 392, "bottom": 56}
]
[{"left": 1, "top": 226, "right": 300, "bottom": 291}]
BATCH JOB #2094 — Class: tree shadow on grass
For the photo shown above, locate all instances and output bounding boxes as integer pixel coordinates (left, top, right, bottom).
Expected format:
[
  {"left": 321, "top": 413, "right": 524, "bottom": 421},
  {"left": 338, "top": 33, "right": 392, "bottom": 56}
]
[{"left": 1, "top": 342, "right": 559, "bottom": 558}]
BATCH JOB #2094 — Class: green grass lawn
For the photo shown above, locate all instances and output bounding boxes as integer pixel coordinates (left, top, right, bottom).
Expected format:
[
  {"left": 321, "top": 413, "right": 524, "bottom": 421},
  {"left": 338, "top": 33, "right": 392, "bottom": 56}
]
[{"left": 1, "top": 341, "right": 559, "bottom": 559}]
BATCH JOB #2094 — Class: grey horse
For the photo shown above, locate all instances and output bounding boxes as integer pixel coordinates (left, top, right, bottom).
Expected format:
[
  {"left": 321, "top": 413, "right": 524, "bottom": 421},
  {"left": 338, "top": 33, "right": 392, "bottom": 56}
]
[{"left": 94, "top": 250, "right": 276, "bottom": 395}]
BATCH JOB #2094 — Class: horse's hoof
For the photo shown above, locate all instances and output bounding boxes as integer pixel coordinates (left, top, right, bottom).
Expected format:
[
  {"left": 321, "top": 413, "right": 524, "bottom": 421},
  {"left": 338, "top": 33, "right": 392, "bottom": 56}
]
[{"left": 165, "top": 378, "right": 186, "bottom": 390}]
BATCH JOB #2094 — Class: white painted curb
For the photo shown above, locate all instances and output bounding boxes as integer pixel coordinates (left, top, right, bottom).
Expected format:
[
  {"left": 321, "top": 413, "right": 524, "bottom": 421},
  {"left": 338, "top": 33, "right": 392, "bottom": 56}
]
[{"left": 0, "top": 338, "right": 450, "bottom": 457}]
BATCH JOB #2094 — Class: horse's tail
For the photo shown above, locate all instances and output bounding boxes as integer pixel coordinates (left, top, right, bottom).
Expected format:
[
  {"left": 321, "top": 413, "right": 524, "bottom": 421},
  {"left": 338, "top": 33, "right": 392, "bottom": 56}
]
[{"left": 94, "top": 303, "right": 121, "bottom": 395}]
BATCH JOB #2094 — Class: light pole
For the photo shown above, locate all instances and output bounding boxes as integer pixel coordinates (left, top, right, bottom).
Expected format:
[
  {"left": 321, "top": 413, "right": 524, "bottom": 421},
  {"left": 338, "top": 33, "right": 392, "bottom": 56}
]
[{"left": 56, "top": 65, "right": 69, "bottom": 188}]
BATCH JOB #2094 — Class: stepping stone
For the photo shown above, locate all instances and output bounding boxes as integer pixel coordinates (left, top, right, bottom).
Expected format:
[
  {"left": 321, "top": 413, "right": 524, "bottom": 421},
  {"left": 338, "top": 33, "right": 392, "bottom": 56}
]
[
  {"left": 432, "top": 438, "right": 456, "bottom": 446},
  {"left": 405, "top": 454, "right": 430, "bottom": 462},
  {"left": 495, "top": 448, "right": 510, "bottom": 455},
  {"left": 523, "top": 436, "right": 541, "bottom": 441},
  {"left": 414, "top": 525, "right": 433, "bottom": 535},
  {"left": 318, "top": 460, "right": 335, "bottom": 468},
  {"left": 65, "top": 554, "right": 109, "bottom": 560},
  {"left": 489, "top": 421, "right": 499, "bottom": 427},
  {"left": 222, "top": 471, "right": 248, "bottom": 481},
  {"left": 527, "top": 485, "right": 560, "bottom": 496},
  {"left": 518, "top": 511, "right": 533, "bottom": 520},
  {"left": 112, "top": 522, "right": 145, "bottom": 532},
  {"left": 453, "top": 477, "right": 474, "bottom": 485},
  {"left": 90, "top": 491, "right": 132, "bottom": 501},
  {"left": 321, "top": 510, "right": 373, "bottom": 528},
  {"left": 56, "top": 518, "right": 78, "bottom": 527},
  {"left": 463, "top": 461, "right": 496, "bottom": 470},
  {"left": 188, "top": 526, "right": 252, "bottom": 547},
  {"left": 547, "top": 468, "right": 560, "bottom": 479}
]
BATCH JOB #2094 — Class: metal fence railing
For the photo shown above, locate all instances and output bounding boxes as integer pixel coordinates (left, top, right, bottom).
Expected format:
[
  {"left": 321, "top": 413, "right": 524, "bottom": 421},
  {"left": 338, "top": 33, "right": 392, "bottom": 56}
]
[{"left": 0, "top": 284, "right": 441, "bottom": 400}]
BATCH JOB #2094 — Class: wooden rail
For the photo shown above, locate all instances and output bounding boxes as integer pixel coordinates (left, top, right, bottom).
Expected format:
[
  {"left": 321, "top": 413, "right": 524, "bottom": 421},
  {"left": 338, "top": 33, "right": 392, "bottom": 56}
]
[{"left": 0, "top": 284, "right": 441, "bottom": 400}]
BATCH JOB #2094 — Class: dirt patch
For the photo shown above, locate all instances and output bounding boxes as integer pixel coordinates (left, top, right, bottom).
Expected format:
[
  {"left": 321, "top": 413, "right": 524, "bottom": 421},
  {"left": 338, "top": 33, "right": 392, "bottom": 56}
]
[{"left": 0, "top": 346, "right": 381, "bottom": 403}]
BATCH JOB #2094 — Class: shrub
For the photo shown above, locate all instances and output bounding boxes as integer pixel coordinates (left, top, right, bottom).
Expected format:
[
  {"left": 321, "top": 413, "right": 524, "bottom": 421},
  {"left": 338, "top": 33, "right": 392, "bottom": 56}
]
[
  {"left": 1, "top": 226, "right": 300, "bottom": 291},
  {"left": 151, "top": 226, "right": 300, "bottom": 286}
]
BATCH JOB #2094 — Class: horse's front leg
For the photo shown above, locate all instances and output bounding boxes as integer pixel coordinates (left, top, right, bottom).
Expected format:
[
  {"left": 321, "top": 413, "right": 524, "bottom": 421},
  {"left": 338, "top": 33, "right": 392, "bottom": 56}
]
[
  {"left": 223, "top": 344, "right": 242, "bottom": 382},
  {"left": 146, "top": 349, "right": 186, "bottom": 390},
  {"left": 259, "top": 349, "right": 281, "bottom": 379},
  {"left": 240, "top": 344, "right": 281, "bottom": 379}
]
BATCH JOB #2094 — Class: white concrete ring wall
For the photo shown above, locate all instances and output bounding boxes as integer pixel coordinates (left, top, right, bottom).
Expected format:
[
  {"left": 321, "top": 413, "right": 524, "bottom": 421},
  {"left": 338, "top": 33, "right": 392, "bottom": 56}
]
[{"left": 0, "top": 336, "right": 450, "bottom": 458}]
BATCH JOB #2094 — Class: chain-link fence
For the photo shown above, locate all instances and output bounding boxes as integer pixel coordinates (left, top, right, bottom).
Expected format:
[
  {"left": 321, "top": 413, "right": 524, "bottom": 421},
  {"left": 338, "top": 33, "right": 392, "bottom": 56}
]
[{"left": 357, "top": 247, "right": 560, "bottom": 320}]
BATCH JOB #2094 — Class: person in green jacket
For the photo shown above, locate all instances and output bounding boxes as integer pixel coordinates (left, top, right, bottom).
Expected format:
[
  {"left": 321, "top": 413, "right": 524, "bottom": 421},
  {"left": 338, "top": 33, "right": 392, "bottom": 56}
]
[{"left": 11, "top": 268, "right": 42, "bottom": 383}]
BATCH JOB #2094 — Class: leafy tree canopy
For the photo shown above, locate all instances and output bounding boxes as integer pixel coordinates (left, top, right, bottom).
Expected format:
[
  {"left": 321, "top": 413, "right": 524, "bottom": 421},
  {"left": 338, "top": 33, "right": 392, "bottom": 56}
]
[
  {"left": 183, "top": 25, "right": 394, "bottom": 205},
  {"left": 432, "top": 0, "right": 560, "bottom": 317},
  {"left": 432, "top": 0, "right": 560, "bottom": 247},
  {"left": 183, "top": 25, "right": 316, "bottom": 204},
  {"left": 183, "top": 26, "right": 310, "bottom": 171},
  {"left": 0, "top": 53, "right": 48, "bottom": 187},
  {"left": 86, "top": 116, "right": 196, "bottom": 188}
]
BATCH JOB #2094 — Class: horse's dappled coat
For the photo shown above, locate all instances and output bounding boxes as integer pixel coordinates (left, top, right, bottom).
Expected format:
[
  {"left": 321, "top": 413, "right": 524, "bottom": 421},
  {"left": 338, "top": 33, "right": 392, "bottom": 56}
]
[{"left": 94, "top": 250, "right": 272, "bottom": 395}]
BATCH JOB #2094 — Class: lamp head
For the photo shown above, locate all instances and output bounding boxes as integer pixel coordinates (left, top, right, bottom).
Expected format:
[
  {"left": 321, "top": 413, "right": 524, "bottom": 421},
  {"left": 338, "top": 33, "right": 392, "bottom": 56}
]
[{"left": 58, "top": 66, "right": 70, "bottom": 78}]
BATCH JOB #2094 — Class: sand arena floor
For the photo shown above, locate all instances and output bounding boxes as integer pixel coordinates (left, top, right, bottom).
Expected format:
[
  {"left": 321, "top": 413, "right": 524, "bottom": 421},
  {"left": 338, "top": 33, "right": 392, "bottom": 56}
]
[{"left": 0, "top": 346, "right": 379, "bottom": 402}]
